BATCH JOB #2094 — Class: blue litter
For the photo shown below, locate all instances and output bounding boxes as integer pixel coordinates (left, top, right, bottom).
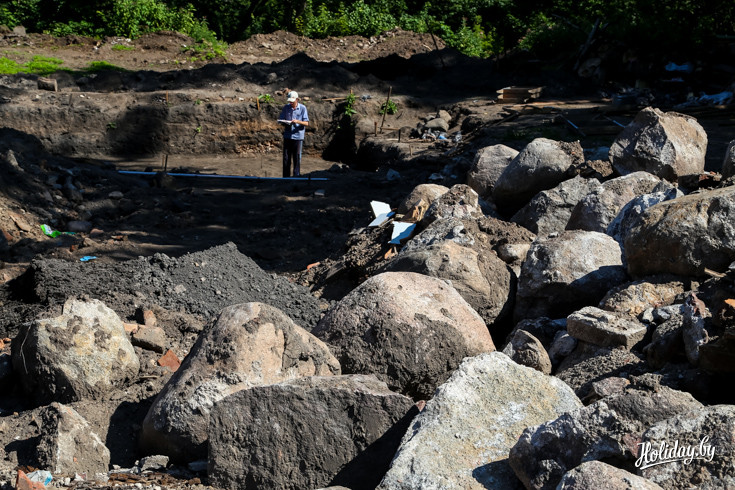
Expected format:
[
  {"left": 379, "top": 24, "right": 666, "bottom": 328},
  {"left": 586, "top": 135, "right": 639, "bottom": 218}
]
[
  {"left": 27, "top": 470, "right": 53, "bottom": 486},
  {"left": 80, "top": 256, "right": 98, "bottom": 262}
]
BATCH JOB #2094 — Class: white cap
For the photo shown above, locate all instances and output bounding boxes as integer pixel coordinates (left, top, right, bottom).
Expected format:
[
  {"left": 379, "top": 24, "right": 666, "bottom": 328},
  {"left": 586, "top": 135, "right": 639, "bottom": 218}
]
[{"left": 287, "top": 91, "right": 299, "bottom": 102}]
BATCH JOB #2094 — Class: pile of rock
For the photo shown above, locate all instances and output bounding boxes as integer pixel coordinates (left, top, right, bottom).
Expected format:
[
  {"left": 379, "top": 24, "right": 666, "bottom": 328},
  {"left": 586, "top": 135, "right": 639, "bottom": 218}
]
[{"left": 4, "top": 105, "right": 735, "bottom": 489}]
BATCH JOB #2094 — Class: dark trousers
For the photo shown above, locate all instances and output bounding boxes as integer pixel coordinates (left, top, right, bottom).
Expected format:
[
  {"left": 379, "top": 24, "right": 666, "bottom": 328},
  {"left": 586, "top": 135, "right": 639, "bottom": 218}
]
[{"left": 283, "top": 139, "right": 303, "bottom": 177}]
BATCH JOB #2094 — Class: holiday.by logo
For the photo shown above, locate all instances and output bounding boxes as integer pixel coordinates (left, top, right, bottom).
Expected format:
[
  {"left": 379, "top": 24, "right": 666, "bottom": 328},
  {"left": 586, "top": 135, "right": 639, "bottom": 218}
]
[{"left": 635, "top": 436, "right": 716, "bottom": 469}]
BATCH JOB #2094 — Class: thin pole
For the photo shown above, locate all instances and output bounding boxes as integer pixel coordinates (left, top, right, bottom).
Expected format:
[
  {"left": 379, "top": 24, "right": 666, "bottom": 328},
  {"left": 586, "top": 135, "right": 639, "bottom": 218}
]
[
  {"left": 380, "top": 86, "right": 392, "bottom": 132},
  {"left": 118, "top": 170, "right": 328, "bottom": 181}
]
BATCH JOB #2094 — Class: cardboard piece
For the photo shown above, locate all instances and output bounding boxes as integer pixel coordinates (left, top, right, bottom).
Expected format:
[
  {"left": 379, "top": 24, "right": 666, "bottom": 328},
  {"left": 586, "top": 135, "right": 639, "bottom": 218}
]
[
  {"left": 369, "top": 200, "right": 394, "bottom": 227},
  {"left": 389, "top": 222, "right": 416, "bottom": 244}
]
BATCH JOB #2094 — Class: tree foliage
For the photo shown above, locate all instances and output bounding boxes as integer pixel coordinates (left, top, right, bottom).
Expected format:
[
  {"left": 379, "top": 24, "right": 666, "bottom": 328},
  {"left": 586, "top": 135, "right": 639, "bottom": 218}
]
[{"left": 0, "top": 0, "right": 733, "bottom": 60}]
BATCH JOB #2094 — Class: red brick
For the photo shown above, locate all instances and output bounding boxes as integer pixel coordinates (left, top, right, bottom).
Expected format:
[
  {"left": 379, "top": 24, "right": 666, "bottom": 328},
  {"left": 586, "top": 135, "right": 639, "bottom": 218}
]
[
  {"left": 16, "top": 470, "right": 46, "bottom": 490},
  {"left": 157, "top": 349, "right": 181, "bottom": 372}
]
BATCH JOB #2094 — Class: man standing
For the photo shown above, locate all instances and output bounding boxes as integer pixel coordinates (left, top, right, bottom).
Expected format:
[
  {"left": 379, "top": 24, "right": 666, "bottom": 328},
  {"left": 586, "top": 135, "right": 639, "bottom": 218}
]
[{"left": 278, "top": 90, "right": 309, "bottom": 177}]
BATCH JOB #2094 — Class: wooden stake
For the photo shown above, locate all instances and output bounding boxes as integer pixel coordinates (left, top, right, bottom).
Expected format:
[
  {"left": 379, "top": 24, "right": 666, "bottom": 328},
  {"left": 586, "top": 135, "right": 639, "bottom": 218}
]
[{"left": 380, "top": 86, "right": 392, "bottom": 132}]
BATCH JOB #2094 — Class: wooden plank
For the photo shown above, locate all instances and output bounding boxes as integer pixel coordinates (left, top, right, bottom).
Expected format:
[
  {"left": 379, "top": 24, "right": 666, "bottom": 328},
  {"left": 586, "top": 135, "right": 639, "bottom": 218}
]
[{"left": 498, "top": 86, "right": 544, "bottom": 95}]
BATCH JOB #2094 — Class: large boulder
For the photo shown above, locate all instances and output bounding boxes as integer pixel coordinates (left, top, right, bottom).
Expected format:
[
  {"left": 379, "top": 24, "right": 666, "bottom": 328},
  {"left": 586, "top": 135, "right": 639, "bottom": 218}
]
[
  {"left": 11, "top": 298, "right": 139, "bottom": 404},
  {"left": 139, "top": 302, "right": 340, "bottom": 462},
  {"left": 509, "top": 380, "right": 703, "bottom": 490},
  {"left": 555, "top": 347, "right": 646, "bottom": 399},
  {"left": 380, "top": 240, "right": 514, "bottom": 327},
  {"left": 609, "top": 107, "right": 707, "bottom": 181},
  {"left": 599, "top": 276, "right": 690, "bottom": 317},
  {"left": 565, "top": 171, "right": 666, "bottom": 233},
  {"left": 493, "top": 138, "right": 584, "bottom": 209},
  {"left": 566, "top": 306, "right": 648, "bottom": 350},
  {"left": 501, "top": 329, "right": 552, "bottom": 374},
  {"left": 420, "top": 184, "right": 483, "bottom": 227},
  {"left": 466, "top": 144, "right": 519, "bottom": 199},
  {"left": 377, "top": 352, "right": 582, "bottom": 490},
  {"left": 208, "top": 374, "right": 417, "bottom": 490},
  {"left": 312, "top": 271, "right": 495, "bottom": 399},
  {"left": 638, "top": 405, "right": 735, "bottom": 489},
  {"left": 606, "top": 186, "right": 683, "bottom": 245},
  {"left": 624, "top": 186, "right": 735, "bottom": 277},
  {"left": 514, "top": 231, "right": 628, "bottom": 321},
  {"left": 36, "top": 402, "right": 110, "bottom": 476},
  {"left": 512, "top": 175, "right": 600, "bottom": 236},
  {"left": 558, "top": 461, "right": 663, "bottom": 490},
  {"left": 402, "top": 217, "right": 478, "bottom": 253}
]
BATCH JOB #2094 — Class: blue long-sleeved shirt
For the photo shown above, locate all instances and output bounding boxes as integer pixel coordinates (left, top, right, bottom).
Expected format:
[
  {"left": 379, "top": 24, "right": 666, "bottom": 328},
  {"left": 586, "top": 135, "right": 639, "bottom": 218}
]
[{"left": 279, "top": 103, "right": 309, "bottom": 140}]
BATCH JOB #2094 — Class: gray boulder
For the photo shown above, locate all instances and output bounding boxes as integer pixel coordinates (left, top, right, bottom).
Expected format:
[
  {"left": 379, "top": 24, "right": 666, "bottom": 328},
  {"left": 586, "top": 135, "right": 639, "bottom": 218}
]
[
  {"left": 208, "top": 374, "right": 417, "bottom": 490},
  {"left": 493, "top": 138, "right": 583, "bottom": 208},
  {"left": 380, "top": 240, "right": 513, "bottom": 327},
  {"left": 502, "top": 330, "right": 552, "bottom": 374},
  {"left": 609, "top": 107, "right": 707, "bottom": 181},
  {"left": 514, "top": 231, "right": 628, "bottom": 321},
  {"left": 558, "top": 461, "right": 663, "bottom": 490},
  {"left": 139, "top": 302, "right": 340, "bottom": 463},
  {"left": 512, "top": 175, "right": 600, "bottom": 236},
  {"left": 466, "top": 144, "right": 519, "bottom": 199},
  {"left": 567, "top": 306, "right": 648, "bottom": 350},
  {"left": 625, "top": 186, "right": 735, "bottom": 277},
  {"left": 509, "top": 380, "right": 703, "bottom": 490},
  {"left": 607, "top": 186, "right": 683, "bottom": 245},
  {"left": 555, "top": 346, "right": 646, "bottom": 399},
  {"left": 36, "top": 402, "right": 110, "bottom": 475},
  {"left": 644, "top": 313, "right": 686, "bottom": 369},
  {"left": 11, "top": 298, "right": 139, "bottom": 404},
  {"left": 377, "top": 352, "right": 582, "bottom": 490},
  {"left": 421, "top": 184, "right": 483, "bottom": 227},
  {"left": 402, "top": 217, "right": 477, "bottom": 253},
  {"left": 566, "top": 171, "right": 665, "bottom": 233},
  {"left": 312, "top": 272, "right": 495, "bottom": 399},
  {"left": 599, "top": 276, "right": 689, "bottom": 317},
  {"left": 638, "top": 405, "right": 735, "bottom": 489}
]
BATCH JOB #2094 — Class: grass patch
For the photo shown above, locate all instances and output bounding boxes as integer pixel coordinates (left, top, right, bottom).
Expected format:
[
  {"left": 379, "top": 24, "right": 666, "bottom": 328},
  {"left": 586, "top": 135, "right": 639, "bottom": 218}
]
[
  {"left": 86, "top": 61, "right": 128, "bottom": 72},
  {"left": 0, "top": 56, "right": 128, "bottom": 76},
  {"left": 111, "top": 44, "right": 135, "bottom": 51},
  {"left": 0, "top": 55, "right": 65, "bottom": 75}
]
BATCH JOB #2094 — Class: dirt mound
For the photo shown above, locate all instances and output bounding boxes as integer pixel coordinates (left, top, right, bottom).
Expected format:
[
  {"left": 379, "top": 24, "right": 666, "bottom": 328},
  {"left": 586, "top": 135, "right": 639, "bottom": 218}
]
[
  {"left": 8, "top": 242, "right": 324, "bottom": 333},
  {"left": 232, "top": 28, "right": 444, "bottom": 64}
]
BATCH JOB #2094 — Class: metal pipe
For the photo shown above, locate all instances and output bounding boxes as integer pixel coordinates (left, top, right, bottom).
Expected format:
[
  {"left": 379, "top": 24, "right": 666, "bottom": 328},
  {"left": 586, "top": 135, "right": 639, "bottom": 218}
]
[{"left": 118, "top": 170, "right": 329, "bottom": 181}]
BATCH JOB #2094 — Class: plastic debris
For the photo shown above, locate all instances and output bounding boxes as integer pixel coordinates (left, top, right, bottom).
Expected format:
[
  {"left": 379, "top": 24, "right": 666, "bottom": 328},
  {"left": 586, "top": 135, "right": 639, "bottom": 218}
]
[
  {"left": 386, "top": 169, "right": 401, "bottom": 181},
  {"left": 453, "top": 131, "right": 462, "bottom": 142},
  {"left": 80, "top": 256, "right": 98, "bottom": 262},
  {"left": 389, "top": 222, "right": 416, "bottom": 244},
  {"left": 40, "top": 224, "right": 75, "bottom": 238},
  {"left": 360, "top": 94, "right": 372, "bottom": 101},
  {"left": 40, "top": 224, "right": 61, "bottom": 237},
  {"left": 698, "top": 91, "right": 733, "bottom": 105},
  {"left": 665, "top": 62, "right": 694, "bottom": 73},
  {"left": 27, "top": 470, "right": 53, "bottom": 486},
  {"left": 369, "top": 201, "right": 394, "bottom": 227}
]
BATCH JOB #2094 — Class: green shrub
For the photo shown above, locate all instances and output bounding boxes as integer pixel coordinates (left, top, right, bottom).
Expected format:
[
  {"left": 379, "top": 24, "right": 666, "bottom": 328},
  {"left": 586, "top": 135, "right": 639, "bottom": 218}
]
[
  {"left": 47, "top": 19, "right": 99, "bottom": 37},
  {"left": 379, "top": 99, "right": 398, "bottom": 115}
]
